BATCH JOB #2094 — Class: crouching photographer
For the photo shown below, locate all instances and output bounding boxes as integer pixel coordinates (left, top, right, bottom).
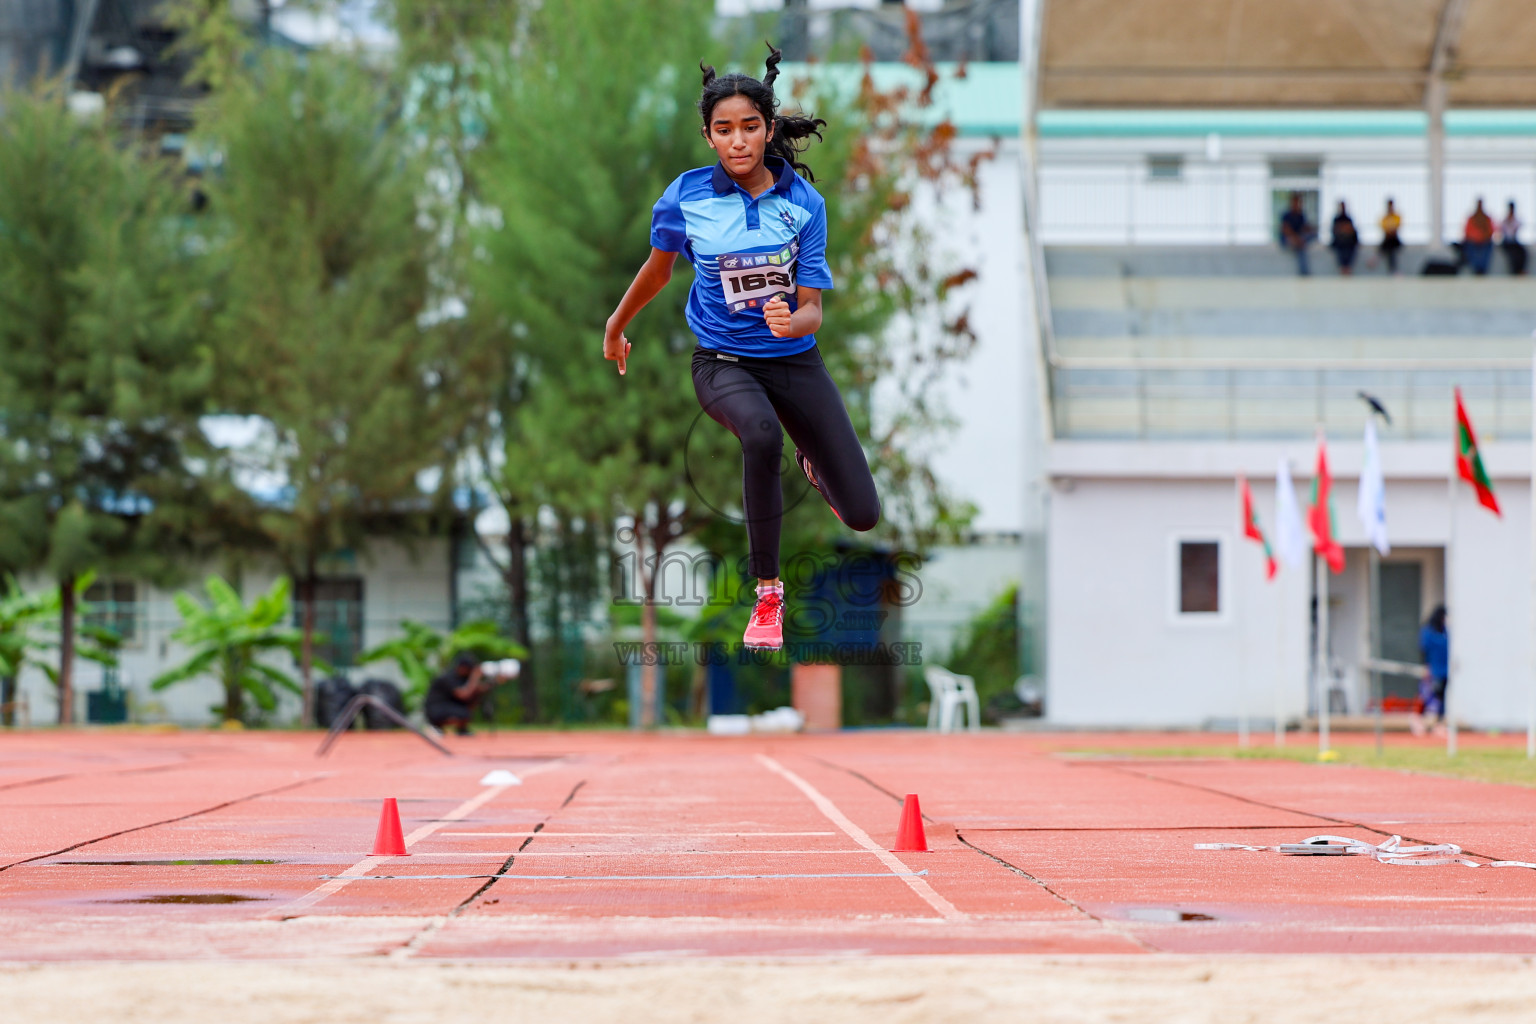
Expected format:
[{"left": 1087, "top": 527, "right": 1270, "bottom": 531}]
[{"left": 424, "top": 653, "right": 521, "bottom": 736}]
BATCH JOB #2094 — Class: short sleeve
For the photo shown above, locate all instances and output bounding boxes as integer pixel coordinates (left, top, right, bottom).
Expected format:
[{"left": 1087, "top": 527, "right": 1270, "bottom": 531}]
[
  {"left": 650, "top": 177, "right": 687, "bottom": 253},
  {"left": 795, "top": 196, "right": 834, "bottom": 290}
]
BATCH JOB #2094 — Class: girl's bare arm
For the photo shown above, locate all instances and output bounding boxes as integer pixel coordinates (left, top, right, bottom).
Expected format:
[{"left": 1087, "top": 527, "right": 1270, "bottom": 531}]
[{"left": 604, "top": 248, "right": 680, "bottom": 375}]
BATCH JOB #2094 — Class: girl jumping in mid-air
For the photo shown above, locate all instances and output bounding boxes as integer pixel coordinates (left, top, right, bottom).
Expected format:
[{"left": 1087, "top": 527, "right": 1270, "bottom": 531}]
[{"left": 602, "top": 43, "right": 881, "bottom": 651}]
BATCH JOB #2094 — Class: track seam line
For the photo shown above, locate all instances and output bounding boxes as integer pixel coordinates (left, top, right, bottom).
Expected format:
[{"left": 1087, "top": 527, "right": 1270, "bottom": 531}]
[
  {"left": 804, "top": 754, "right": 1156, "bottom": 950},
  {"left": 807, "top": 757, "right": 938, "bottom": 823},
  {"left": 755, "top": 754, "right": 965, "bottom": 922},
  {"left": 0, "top": 775, "right": 330, "bottom": 873},
  {"left": 0, "top": 755, "right": 218, "bottom": 796},
  {"left": 273, "top": 782, "right": 521, "bottom": 919},
  {"left": 959, "top": 824, "right": 1350, "bottom": 833},
  {"left": 1096, "top": 761, "right": 1509, "bottom": 863},
  {"left": 386, "top": 767, "right": 601, "bottom": 958},
  {"left": 388, "top": 822, "right": 557, "bottom": 961},
  {"left": 953, "top": 832, "right": 1160, "bottom": 953},
  {"left": 0, "top": 773, "right": 73, "bottom": 794}
]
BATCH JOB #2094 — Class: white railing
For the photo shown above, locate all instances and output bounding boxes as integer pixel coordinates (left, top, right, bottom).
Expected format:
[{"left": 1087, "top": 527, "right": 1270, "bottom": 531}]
[
  {"left": 1040, "top": 163, "right": 1536, "bottom": 247},
  {"left": 1053, "top": 363, "right": 1533, "bottom": 440}
]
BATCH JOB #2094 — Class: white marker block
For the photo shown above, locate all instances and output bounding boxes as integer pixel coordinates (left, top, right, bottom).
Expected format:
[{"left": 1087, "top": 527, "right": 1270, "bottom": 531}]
[{"left": 479, "top": 769, "right": 522, "bottom": 786}]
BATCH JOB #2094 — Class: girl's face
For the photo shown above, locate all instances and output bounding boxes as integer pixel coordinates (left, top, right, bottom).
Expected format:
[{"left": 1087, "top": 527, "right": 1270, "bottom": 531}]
[{"left": 705, "top": 94, "right": 774, "bottom": 180}]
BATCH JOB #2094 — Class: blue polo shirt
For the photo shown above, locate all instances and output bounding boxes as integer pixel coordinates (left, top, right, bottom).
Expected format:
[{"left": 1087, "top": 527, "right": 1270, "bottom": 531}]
[
  {"left": 1420, "top": 625, "right": 1449, "bottom": 680},
  {"left": 650, "top": 155, "right": 833, "bottom": 358}
]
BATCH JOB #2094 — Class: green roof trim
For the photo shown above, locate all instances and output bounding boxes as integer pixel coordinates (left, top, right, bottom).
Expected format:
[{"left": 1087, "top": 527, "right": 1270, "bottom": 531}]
[
  {"left": 1444, "top": 110, "right": 1536, "bottom": 135},
  {"left": 1038, "top": 109, "right": 1536, "bottom": 138},
  {"left": 777, "top": 61, "right": 1021, "bottom": 137}
]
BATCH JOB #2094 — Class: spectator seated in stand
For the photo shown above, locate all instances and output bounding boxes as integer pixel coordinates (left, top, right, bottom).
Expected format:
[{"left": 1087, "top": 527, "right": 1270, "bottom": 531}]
[
  {"left": 1278, "top": 191, "right": 1317, "bottom": 276},
  {"left": 1500, "top": 200, "right": 1527, "bottom": 275},
  {"left": 1463, "top": 198, "right": 1496, "bottom": 275},
  {"left": 1329, "top": 201, "right": 1359, "bottom": 275},
  {"left": 1376, "top": 197, "right": 1404, "bottom": 275}
]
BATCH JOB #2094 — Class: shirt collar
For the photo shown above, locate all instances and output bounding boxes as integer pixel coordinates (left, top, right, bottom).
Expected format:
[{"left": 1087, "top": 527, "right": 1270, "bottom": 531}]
[{"left": 711, "top": 155, "right": 796, "bottom": 197}]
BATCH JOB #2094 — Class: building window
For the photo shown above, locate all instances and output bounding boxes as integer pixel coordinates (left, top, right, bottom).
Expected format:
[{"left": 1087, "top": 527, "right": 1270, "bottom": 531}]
[
  {"left": 294, "top": 578, "right": 365, "bottom": 669},
  {"left": 84, "top": 579, "right": 138, "bottom": 643},
  {"left": 454, "top": 529, "right": 480, "bottom": 571},
  {"left": 1147, "top": 154, "right": 1184, "bottom": 181},
  {"left": 1179, "top": 542, "right": 1220, "bottom": 615},
  {"left": 1269, "top": 158, "right": 1322, "bottom": 180}
]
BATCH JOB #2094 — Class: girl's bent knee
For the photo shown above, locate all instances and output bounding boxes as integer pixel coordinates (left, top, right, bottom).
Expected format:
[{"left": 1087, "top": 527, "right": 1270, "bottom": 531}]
[{"left": 844, "top": 499, "right": 880, "bottom": 532}]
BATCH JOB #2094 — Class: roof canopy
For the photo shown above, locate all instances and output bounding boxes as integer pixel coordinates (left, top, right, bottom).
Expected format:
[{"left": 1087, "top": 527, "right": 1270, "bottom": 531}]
[{"left": 1040, "top": 0, "right": 1536, "bottom": 108}]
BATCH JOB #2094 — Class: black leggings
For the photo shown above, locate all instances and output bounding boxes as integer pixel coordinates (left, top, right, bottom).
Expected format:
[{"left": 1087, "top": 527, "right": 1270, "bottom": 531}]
[{"left": 691, "top": 343, "right": 880, "bottom": 579}]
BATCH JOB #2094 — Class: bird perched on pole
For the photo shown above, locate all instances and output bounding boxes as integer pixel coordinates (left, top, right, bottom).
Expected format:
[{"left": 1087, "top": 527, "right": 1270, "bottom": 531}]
[{"left": 1358, "top": 391, "right": 1392, "bottom": 425}]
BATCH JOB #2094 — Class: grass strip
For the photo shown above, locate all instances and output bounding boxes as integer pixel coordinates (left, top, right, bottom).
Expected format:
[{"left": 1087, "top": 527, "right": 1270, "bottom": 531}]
[{"left": 1064, "top": 742, "right": 1536, "bottom": 789}]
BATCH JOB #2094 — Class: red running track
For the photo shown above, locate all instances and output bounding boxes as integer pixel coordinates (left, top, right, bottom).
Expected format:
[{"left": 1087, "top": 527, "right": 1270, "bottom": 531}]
[{"left": 3, "top": 729, "right": 1536, "bottom": 960}]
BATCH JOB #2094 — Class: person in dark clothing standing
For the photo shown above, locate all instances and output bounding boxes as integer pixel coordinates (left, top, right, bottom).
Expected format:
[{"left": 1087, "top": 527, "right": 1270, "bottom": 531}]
[
  {"left": 1412, "top": 605, "right": 1449, "bottom": 738},
  {"left": 425, "top": 653, "right": 491, "bottom": 735}
]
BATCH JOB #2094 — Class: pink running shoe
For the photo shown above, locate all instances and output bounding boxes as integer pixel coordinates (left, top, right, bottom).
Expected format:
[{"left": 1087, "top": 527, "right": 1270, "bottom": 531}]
[{"left": 743, "top": 587, "right": 785, "bottom": 650}]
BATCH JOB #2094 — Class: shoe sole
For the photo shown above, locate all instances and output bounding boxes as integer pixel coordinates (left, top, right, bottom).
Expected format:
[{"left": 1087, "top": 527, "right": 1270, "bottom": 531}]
[{"left": 795, "top": 449, "right": 843, "bottom": 523}]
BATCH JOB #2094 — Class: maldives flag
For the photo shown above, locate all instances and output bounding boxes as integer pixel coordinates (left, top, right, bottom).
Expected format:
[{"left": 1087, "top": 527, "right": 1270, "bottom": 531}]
[
  {"left": 1239, "top": 476, "right": 1277, "bottom": 580},
  {"left": 1308, "top": 435, "right": 1346, "bottom": 574},
  {"left": 1454, "top": 387, "right": 1501, "bottom": 516}
]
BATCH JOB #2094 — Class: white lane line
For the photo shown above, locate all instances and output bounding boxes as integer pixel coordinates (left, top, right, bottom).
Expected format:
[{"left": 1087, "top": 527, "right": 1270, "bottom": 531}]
[
  {"left": 402, "top": 784, "right": 509, "bottom": 845},
  {"left": 272, "top": 784, "right": 515, "bottom": 917},
  {"left": 420, "top": 849, "right": 874, "bottom": 857},
  {"left": 331, "top": 870, "right": 934, "bottom": 881},
  {"left": 755, "top": 754, "right": 966, "bottom": 922},
  {"left": 442, "top": 831, "right": 837, "bottom": 838}
]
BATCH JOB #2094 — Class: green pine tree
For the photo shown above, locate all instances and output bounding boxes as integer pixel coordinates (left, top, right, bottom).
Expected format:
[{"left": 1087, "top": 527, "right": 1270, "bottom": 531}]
[
  {"left": 472, "top": 3, "right": 983, "bottom": 725},
  {"left": 0, "top": 82, "right": 214, "bottom": 723},
  {"left": 381, "top": 0, "right": 543, "bottom": 719},
  {"left": 193, "top": 50, "right": 469, "bottom": 722},
  {"left": 472, "top": 0, "right": 738, "bottom": 727}
]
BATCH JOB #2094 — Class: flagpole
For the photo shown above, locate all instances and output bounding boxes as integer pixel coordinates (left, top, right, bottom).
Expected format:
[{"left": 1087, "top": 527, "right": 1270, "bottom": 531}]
[
  {"left": 1529, "top": 337, "right": 1535, "bottom": 759},
  {"left": 1369, "top": 545, "right": 1383, "bottom": 757},
  {"left": 1236, "top": 477, "right": 1249, "bottom": 749},
  {"left": 1447, "top": 414, "right": 1458, "bottom": 759},
  {"left": 1276, "top": 459, "right": 1290, "bottom": 749},
  {"left": 1316, "top": 551, "right": 1331, "bottom": 756},
  {"left": 1276, "top": 583, "right": 1286, "bottom": 747}
]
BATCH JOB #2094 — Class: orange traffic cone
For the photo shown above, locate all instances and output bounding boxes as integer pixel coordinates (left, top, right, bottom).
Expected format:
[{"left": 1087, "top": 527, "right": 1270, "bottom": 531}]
[
  {"left": 892, "top": 793, "right": 928, "bottom": 853},
  {"left": 371, "top": 797, "right": 408, "bottom": 856}
]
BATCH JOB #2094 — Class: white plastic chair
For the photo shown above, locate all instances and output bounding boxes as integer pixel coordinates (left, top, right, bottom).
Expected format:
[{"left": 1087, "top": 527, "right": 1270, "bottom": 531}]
[
  {"left": 924, "top": 667, "right": 980, "bottom": 733},
  {"left": 948, "top": 672, "right": 981, "bottom": 733},
  {"left": 923, "top": 666, "right": 958, "bottom": 731}
]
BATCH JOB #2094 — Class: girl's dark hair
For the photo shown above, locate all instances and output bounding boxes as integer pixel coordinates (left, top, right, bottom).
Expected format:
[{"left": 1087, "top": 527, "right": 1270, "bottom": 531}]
[
  {"left": 1427, "top": 605, "right": 1447, "bottom": 633},
  {"left": 698, "top": 42, "right": 827, "bottom": 182}
]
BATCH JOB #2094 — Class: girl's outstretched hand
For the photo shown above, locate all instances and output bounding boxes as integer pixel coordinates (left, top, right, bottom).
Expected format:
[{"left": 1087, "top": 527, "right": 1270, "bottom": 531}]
[
  {"left": 764, "top": 294, "right": 793, "bottom": 338},
  {"left": 603, "top": 324, "right": 632, "bottom": 375}
]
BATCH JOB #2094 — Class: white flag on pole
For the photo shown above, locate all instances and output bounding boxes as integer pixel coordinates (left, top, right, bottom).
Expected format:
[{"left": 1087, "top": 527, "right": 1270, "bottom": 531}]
[
  {"left": 1357, "top": 418, "right": 1390, "bottom": 555},
  {"left": 1275, "top": 458, "right": 1308, "bottom": 569}
]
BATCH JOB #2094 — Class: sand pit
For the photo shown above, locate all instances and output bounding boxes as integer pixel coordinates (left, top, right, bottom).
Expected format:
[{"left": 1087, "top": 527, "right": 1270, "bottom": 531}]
[{"left": 7, "top": 956, "right": 1536, "bottom": 1024}]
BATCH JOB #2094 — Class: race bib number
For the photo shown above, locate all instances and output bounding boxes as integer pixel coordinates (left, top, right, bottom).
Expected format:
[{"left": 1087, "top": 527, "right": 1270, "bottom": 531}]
[{"left": 717, "top": 240, "right": 798, "bottom": 315}]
